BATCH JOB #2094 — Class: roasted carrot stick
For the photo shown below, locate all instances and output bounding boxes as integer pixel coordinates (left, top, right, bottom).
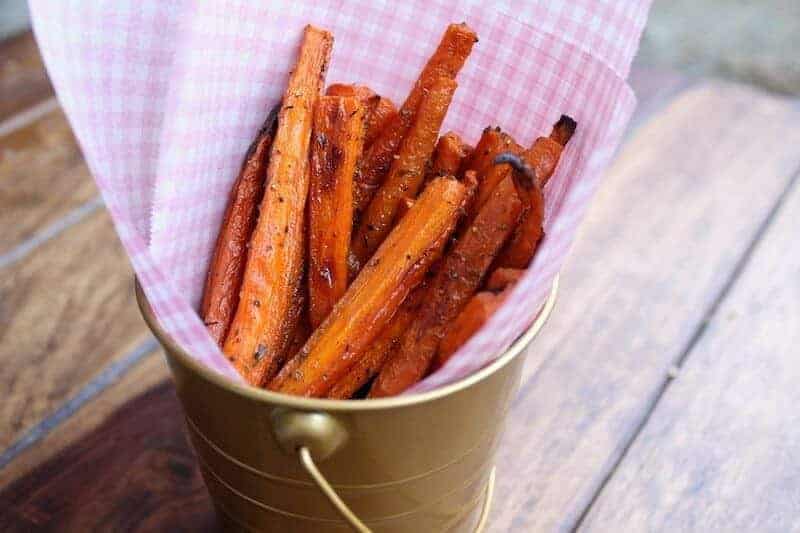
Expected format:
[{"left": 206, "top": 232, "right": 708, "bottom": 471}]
[
  {"left": 270, "top": 177, "right": 467, "bottom": 397},
  {"left": 494, "top": 115, "right": 576, "bottom": 268},
  {"left": 325, "top": 84, "right": 398, "bottom": 148},
  {"left": 201, "top": 105, "right": 279, "bottom": 346},
  {"left": 223, "top": 25, "right": 333, "bottom": 386},
  {"left": 435, "top": 291, "right": 504, "bottom": 367},
  {"left": 369, "top": 175, "right": 523, "bottom": 397},
  {"left": 485, "top": 267, "right": 525, "bottom": 291},
  {"left": 326, "top": 277, "right": 427, "bottom": 399},
  {"left": 464, "top": 131, "right": 523, "bottom": 221},
  {"left": 365, "top": 96, "right": 399, "bottom": 148},
  {"left": 350, "top": 77, "right": 457, "bottom": 270},
  {"left": 457, "top": 127, "right": 518, "bottom": 182},
  {"left": 353, "top": 23, "right": 477, "bottom": 213},
  {"left": 428, "top": 131, "right": 469, "bottom": 180},
  {"left": 396, "top": 196, "right": 416, "bottom": 222},
  {"left": 307, "top": 96, "right": 366, "bottom": 329}
]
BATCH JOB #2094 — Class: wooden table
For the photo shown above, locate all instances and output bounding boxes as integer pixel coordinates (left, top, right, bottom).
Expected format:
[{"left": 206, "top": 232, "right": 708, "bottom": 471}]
[{"left": 2, "top": 32, "right": 800, "bottom": 532}]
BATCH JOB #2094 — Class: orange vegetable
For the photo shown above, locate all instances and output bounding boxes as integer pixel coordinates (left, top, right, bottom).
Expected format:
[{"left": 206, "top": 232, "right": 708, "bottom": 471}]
[
  {"left": 350, "top": 77, "right": 458, "bottom": 270},
  {"left": 201, "top": 104, "right": 279, "bottom": 346},
  {"left": 369, "top": 175, "right": 523, "bottom": 397},
  {"left": 428, "top": 131, "right": 469, "bottom": 180},
  {"left": 495, "top": 115, "right": 576, "bottom": 268},
  {"left": 326, "top": 282, "right": 427, "bottom": 399},
  {"left": 353, "top": 23, "right": 478, "bottom": 214},
  {"left": 223, "top": 25, "right": 333, "bottom": 386},
  {"left": 325, "top": 83, "right": 398, "bottom": 148},
  {"left": 465, "top": 130, "right": 523, "bottom": 222},
  {"left": 435, "top": 291, "right": 504, "bottom": 366},
  {"left": 484, "top": 267, "right": 525, "bottom": 291},
  {"left": 307, "top": 95, "right": 366, "bottom": 329},
  {"left": 270, "top": 177, "right": 467, "bottom": 397}
]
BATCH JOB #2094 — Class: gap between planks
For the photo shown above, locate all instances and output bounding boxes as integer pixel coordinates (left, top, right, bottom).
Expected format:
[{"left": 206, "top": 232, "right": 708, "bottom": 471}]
[
  {"left": 0, "top": 336, "right": 160, "bottom": 472},
  {"left": 571, "top": 164, "right": 800, "bottom": 532}
]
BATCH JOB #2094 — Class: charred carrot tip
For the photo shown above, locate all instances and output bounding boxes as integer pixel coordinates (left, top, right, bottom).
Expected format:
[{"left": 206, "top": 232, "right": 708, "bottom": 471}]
[
  {"left": 243, "top": 103, "right": 281, "bottom": 163},
  {"left": 493, "top": 152, "right": 536, "bottom": 189},
  {"left": 551, "top": 115, "right": 577, "bottom": 146}
]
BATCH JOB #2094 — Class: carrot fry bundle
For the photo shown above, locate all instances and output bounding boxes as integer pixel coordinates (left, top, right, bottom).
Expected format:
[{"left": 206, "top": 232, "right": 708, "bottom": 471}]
[
  {"left": 200, "top": 105, "right": 279, "bottom": 346},
  {"left": 369, "top": 175, "right": 523, "bottom": 397},
  {"left": 325, "top": 83, "right": 398, "bottom": 148},
  {"left": 353, "top": 23, "right": 478, "bottom": 213},
  {"left": 327, "top": 282, "right": 427, "bottom": 399},
  {"left": 495, "top": 115, "right": 576, "bottom": 268},
  {"left": 223, "top": 25, "right": 333, "bottom": 386},
  {"left": 350, "top": 77, "right": 457, "bottom": 270},
  {"left": 270, "top": 177, "right": 467, "bottom": 397},
  {"left": 457, "top": 127, "right": 518, "bottom": 181},
  {"left": 307, "top": 96, "right": 366, "bottom": 329}
]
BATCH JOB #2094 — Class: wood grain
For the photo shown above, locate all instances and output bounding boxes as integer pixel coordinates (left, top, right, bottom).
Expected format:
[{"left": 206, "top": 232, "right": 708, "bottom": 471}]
[
  {"left": 0, "top": 210, "right": 151, "bottom": 449},
  {"left": 0, "top": 381, "right": 217, "bottom": 533},
  {"left": 0, "top": 108, "right": 97, "bottom": 255},
  {"left": 0, "top": 31, "right": 54, "bottom": 122},
  {"left": 579, "top": 179, "right": 800, "bottom": 532},
  {"left": 0, "top": 350, "right": 169, "bottom": 489},
  {"left": 488, "top": 83, "right": 800, "bottom": 532}
]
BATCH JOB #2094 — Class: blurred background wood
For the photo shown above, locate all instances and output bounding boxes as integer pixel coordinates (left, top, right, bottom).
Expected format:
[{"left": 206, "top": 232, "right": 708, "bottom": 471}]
[{"left": 1, "top": 28, "right": 800, "bottom": 533}]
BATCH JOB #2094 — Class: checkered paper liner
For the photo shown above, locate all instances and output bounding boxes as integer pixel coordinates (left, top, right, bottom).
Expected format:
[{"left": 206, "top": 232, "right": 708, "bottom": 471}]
[{"left": 28, "top": 0, "right": 651, "bottom": 391}]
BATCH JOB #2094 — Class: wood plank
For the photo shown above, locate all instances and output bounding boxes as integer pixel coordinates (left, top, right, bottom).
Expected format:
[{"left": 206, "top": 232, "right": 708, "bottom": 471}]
[
  {"left": 0, "top": 349, "right": 168, "bottom": 488},
  {"left": 0, "top": 379, "right": 218, "bottom": 532},
  {"left": 0, "top": 108, "right": 98, "bottom": 256},
  {"left": 579, "top": 178, "right": 800, "bottom": 532},
  {"left": 488, "top": 82, "right": 800, "bottom": 531},
  {"left": 0, "top": 210, "right": 151, "bottom": 450},
  {"left": 0, "top": 31, "right": 53, "bottom": 121}
]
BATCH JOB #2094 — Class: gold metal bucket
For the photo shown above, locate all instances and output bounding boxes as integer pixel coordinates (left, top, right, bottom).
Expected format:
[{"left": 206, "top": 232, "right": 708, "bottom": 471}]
[{"left": 135, "top": 278, "right": 557, "bottom": 532}]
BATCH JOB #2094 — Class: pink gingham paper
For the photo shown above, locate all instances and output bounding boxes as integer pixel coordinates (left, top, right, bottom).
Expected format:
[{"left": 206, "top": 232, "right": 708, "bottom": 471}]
[{"left": 28, "top": 0, "right": 651, "bottom": 391}]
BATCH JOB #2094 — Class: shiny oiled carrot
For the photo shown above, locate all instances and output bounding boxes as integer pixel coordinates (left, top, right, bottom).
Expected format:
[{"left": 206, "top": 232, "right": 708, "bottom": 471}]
[
  {"left": 200, "top": 104, "right": 279, "bottom": 346},
  {"left": 326, "top": 280, "right": 427, "bottom": 399},
  {"left": 223, "top": 25, "right": 333, "bottom": 386},
  {"left": 353, "top": 23, "right": 478, "bottom": 213},
  {"left": 325, "top": 84, "right": 398, "bottom": 148},
  {"left": 307, "top": 95, "right": 366, "bottom": 329},
  {"left": 369, "top": 175, "right": 523, "bottom": 397},
  {"left": 350, "top": 77, "right": 457, "bottom": 270},
  {"left": 270, "top": 177, "right": 467, "bottom": 397},
  {"left": 484, "top": 267, "right": 525, "bottom": 291},
  {"left": 428, "top": 131, "right": 469, "bottom": 180},
  {"left": 495, "top": 115, "right": 576, "bottom": 268},
  {"left": 435, "top": 291, "right": 504, "bottom": 367}
]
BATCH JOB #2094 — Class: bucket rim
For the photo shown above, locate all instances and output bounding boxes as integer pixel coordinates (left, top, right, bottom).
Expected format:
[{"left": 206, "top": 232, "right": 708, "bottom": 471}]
[{"left": 134, "top": 276, "right": 557, "bottom": 411}]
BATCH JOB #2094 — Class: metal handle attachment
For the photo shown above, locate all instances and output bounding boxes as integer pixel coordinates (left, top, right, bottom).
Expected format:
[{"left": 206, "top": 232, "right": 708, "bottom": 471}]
[
  {"left": 273, "top": 410, "right": 496, "bottom": 532},
  {"left": 299, "top": 446, "right": 496, "bottom": 533}
]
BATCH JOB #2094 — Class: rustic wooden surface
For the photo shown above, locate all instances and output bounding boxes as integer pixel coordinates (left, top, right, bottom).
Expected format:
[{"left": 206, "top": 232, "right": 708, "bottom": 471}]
[
  {"left": 0, "top": 31, "right": 53, "bottom": 122},
  {"left": 2, "top": 32, "right": 800, "bottom": 532},
  {"left": 580, "top": 168, "right": 800, "bottom": 532}
]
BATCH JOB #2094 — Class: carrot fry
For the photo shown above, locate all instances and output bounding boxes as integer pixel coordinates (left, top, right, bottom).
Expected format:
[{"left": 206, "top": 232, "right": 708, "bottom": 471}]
[
  {"left": 353, "top": 23, "right": 478, "bottom": 213},
  {"left": 307, "top": 96, "right": 366, "bottom": 329},
  {"left": 270, "top": 177, "right": 467, "bottom": 397},
  {"left": 223, "top": 25, "right": 333, "bottom": 386},
  {"left": 201, "top": 105, "right": 279, "bottom": 346},
  {"left": 396, "top": 196, "right": 416, "bottom": 222},
  {"left": 457, "top": 127, "right": 519, "bottom": 181},
  {"left": 464, "top": 130, "right": 523, "bottom": 221},
  {"left": 485, "top": 267, "right": 525, "bottom": 292},
  {"left": 428, "top": 131, "right": 469, "bottom": 180},
  {"left": 325, "top": 84, "right": 398, "bottom": 148},
  {"left": 364, "top": 96, "right": 398, "bottom": 148},
  {"left": 327, "top": 280, "right": 427, "bottom": 399},
  {"left": 435, "top": 291, "right": 504, "bottom": 367},
  {"left": 494, "top": 115, "right": 576, "bottom": 268},
  {"left": 350, "top": 77, "right": 457, "bottom": 270},
  {"left": 369, "top": 175, "right": 523, "bottom": 397}
]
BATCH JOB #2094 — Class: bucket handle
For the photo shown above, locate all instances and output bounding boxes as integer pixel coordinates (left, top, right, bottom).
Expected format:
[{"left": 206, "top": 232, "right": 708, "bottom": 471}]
[{"left": 298, "top": 445, "right": 496, "bottom": 533}]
